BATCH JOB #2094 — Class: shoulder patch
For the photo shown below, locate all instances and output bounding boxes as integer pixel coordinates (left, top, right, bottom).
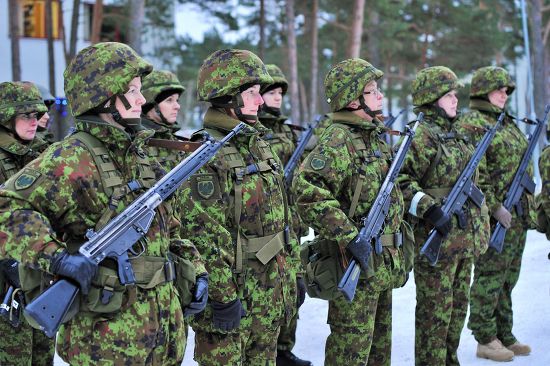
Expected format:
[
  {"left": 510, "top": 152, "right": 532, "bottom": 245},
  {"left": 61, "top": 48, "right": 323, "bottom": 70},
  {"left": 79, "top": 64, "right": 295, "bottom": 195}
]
[
  {"left": 14, "top": 168, "right": 41, "bottom": 190},
  {"left": 310, "top": 155, "right": 327, "bottom": 171},
  {"left": 196, "top": 174, "right": 215, "bottom": 199}
]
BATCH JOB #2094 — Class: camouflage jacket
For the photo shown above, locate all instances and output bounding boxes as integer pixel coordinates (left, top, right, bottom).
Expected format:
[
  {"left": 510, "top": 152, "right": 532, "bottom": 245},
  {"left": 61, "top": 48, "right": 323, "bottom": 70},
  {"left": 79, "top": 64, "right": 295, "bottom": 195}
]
[
  {"left": 35, "top": 129, "right": 56, "bottom": 146},
  {"left": 398, "top": 107, "right": 489, "bottom": 260},
  {"left": 456, "top": 99, "right": 534, "bottom": 228},
  {"left": 0, "top": 114, "right": 204, "bottom": 275},
  {"left": 258, "top": 110, "right": 296, "bottom": 165},
  {"left": 0, "top": 130, "right": 43, "bottom": 183},
  {"left": 295, "top": 111, "right": 407, "bottom": 286},
  {"left": 537, "top": 146, "right": 550, "bottom": 237},
  {"left": 177, "top": 107, "right": 293, "bottom": 304},
  {"left": 141, "top": 117, "right": 185, "bottom": 171}
]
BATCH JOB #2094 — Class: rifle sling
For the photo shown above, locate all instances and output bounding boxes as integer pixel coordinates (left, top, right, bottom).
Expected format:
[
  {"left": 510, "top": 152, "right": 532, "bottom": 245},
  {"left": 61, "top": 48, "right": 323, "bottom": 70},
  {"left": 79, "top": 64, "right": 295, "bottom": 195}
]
[{"left": 146, "top": 138, "right": 203, "bottom": 152}]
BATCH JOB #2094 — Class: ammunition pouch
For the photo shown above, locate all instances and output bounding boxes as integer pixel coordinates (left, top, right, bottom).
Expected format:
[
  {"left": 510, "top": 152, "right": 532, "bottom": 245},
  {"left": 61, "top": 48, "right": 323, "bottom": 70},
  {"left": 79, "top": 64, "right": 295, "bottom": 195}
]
[
  {"left": 170, "top": 254, "right": 196, "bottom": 308},
  {"left": 300, "top": 237, "right": 345, "bottom": 300}
]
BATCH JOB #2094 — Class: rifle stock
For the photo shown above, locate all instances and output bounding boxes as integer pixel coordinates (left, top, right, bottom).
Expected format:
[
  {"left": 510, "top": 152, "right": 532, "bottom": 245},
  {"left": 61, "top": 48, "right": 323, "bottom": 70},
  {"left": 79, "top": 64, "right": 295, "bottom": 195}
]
[
  {"left": 337, "top": 113, "right": 423, "bottom": 302},
  {"left": 24, "top": 123, "right": 246, "bottom": 337},
  {"left": 489, "top": 105, "right": 550, "bottom": 253}
]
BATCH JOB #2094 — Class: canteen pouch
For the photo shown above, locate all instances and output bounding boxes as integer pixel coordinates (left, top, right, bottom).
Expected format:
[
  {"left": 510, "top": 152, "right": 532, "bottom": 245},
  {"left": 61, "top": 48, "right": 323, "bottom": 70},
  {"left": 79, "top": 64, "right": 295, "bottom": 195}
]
[
  {"left": 171, "top": 254, "right": 196, "bottom": 308},
  {"left": 300, "top": 237, "right": 344, "bottom": 300}
]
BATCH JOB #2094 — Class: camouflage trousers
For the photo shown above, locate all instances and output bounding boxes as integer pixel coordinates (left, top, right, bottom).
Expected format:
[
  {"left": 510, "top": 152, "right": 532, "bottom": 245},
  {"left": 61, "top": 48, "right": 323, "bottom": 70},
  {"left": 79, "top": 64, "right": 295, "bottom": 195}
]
[
  {"left": 468, "top": 225, "right": 527, "bottom": 346},
  {"left": 277, "top": 310, "right": 298, "bottom": 351},
  {"left": 57, "top": 283, "right": 186, "bottom": 366},
  {"left": 414, "top": 255, "right": 473, "bottom": 366},
  {"left": 325, "top": 282, "right": 393, "bottom": 366},
  {"left": 0, "top": 319, "right": 54, "bottom": 366}
]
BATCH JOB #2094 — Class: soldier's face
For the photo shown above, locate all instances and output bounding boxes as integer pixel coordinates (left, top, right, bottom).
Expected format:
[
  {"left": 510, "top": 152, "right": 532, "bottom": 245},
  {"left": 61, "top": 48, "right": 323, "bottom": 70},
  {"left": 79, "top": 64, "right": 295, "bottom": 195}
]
[
  {"left": 157, "top": 93, "right": 181, "bottom": 124},
  {"left": 436, "top": 90, "right": 458, "bottom": 118},
  {"left": 239, "top": 84, "right": 264, "bottom": 121},
  {"left": 14, "top": 112, "right": 39, "bottom": 141},
  {"left": 116, "top": 77, "right": 146, "bottom": 119},
  {"left": 488, "top": 87, "right": 508, "bottom": 109},
  {"left": 262, "top": 87, "right": 283, "bottom": 109}
]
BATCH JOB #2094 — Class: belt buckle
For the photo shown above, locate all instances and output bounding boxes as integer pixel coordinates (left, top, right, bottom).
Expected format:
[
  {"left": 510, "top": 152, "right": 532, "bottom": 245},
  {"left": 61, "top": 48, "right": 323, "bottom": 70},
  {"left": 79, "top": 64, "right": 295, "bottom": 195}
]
[{"left": 394, "top": 232, "right": 403, "bottom": 248}]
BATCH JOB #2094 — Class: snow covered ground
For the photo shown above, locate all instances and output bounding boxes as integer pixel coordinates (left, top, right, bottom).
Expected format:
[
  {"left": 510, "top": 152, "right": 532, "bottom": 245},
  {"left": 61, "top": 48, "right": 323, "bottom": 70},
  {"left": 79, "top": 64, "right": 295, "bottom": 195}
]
[{"left": 55, "top": 230, "right": 550, "bottom": 365}]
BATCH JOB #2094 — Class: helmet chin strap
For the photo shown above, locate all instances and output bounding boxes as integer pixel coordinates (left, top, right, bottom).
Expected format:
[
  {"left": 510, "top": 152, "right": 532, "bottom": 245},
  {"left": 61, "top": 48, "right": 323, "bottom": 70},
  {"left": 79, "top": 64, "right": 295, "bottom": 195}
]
[
  {"left": 96, "top": 95, "right": 141, "bottom": 131},
  {"left": 346, "top": 95, "right": 382, "bottom": 119},
  {"left": 154, "top": 104, "right": 169, "bottom": 125},
  {"left": 432, "top": 104, "right": 453, "bottom": 120}
]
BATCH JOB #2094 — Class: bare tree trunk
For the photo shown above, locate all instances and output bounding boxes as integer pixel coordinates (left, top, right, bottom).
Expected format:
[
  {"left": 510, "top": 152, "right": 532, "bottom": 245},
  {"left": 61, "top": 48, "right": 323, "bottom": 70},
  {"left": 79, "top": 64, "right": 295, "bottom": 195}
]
[
  {"left": 45, "top": 0, "right": 56, "bottom": 96},
  {"left": 285, "top": 0, "right": 300, "bottom": 124},
  {"left": 366, "top": 9, "right": 380, "bottom": 66},
  {"left": 347, "top": 0, "right": 365, "bottom": 58},
  {"left": 309, "top": 0, "right": 319, "bottom": 122},
  {"left": 91, "top": 0, "right": 104, "bottom": 44},
  {"left": 128, "top": 0, "right": 145, "bottom": 53},
  {"left": 8, "top": 0, "right": 21, "bottom": 81},
  {"left": 299, "top": 79, "right": 309, "bottom": 123},
  {"left": 530, "top": 0, "right": 546, "bottom": 117},
  {"left": 259, "top": 0, "right": 265, "bottom": 60},
  {"left": 68, "top": 0, "right": 81, "bottom": 62}
]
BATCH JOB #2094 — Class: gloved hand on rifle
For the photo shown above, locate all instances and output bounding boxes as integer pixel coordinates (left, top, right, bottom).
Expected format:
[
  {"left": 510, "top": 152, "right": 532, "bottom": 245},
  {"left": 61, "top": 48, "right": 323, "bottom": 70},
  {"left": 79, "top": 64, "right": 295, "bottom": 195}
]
[
  {"left": 296, "top": 276, "right": 307, "bottom": 308},
  {"left": 423, "top": 204, "right": 452, "bottom": 237},
  {"left": 184, "top": 273, "right": 209, "bottom": 316},
  {"left": 346, "top": 233, "right": 372, "bottom": 271},
  {"left": 49, "top": 250, "right": 98, "bottom": 295},
  {"left": 211, "top": 298, "right": 246, "bottom": 332},
  {"left": 493, "top": 205, "right": 512, "bottom": 229}
]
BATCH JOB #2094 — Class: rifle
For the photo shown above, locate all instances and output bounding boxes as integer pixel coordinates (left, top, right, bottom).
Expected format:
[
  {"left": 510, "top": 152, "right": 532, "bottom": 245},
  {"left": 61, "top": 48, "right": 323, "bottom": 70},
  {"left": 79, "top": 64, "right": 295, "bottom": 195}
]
[
  {"left": 420, "top": 113, "right": 504, "bottom": 266},
  {"left": 489, "top": 105, "right": 550, "bottom": 253},
  {"left": 384, "top": 109, "right": 405, "bottom": 128},
  {"left": 0, "top": 259, "right": 23, "bottom": 328},
  {"left": 24, "top": 122, "right": 247, "bottom": 338},
  {"left": 337, "top": 113, "right": 423, "bottom": 302},
  {"left": 283, "top": 116, "right": 322, "bottom": 187}
]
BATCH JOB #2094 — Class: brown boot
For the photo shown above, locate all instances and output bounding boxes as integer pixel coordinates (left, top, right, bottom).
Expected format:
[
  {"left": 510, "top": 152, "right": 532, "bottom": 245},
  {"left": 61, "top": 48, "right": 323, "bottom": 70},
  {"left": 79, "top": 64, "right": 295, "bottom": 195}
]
[
  {"left": 476, "top": 339, "right": 515, "bottom": 362},
  {"left": 506, "top": 341, "right": 531, "bottom": 356}
]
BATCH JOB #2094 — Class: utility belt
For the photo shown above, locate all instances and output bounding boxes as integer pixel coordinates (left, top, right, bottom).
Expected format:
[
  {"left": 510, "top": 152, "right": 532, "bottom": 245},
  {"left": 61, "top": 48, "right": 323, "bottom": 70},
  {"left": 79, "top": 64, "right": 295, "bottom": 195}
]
[
  {"left": 235, "top": 229, "right": 286, "bottom": 285},
  {"left": 378, "top": 232, "right": 403, "bottom": 249}
]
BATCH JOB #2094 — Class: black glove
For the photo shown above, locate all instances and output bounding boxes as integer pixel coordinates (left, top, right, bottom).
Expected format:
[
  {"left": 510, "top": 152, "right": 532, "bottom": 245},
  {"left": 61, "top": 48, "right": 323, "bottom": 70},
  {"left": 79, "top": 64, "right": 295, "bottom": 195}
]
[
  {"left": 346, "top": 234, "right": 372, "bottom": 271},
  {"left": 423, "top": 205, "right": 452, "bottom": 237},
  {"left": 184, "top": 273, "right": 209, "bottom": 316},
  {"left": 296, "top": 277, "right": 306, "bottom": 308},
  {"left": 211, "top": 298, "right": 246, "bottom": 332},
  {"left": 0, "top": 259, "right": 20, "bottom": 288},
  {"left": 49, "top": 251, "right": 98, "bottom": 295}
]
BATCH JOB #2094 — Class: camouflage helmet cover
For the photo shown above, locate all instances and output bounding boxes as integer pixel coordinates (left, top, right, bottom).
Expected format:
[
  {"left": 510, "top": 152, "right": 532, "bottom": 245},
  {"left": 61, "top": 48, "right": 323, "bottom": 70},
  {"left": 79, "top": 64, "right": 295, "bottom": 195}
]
[
  {"left": 64, "top": 42, "right": 153, "bottom": 116},
  {"left": 411, "top": 66, "right": 463, "bottom": 107},
  {"left": 141, "top": 70, "right": 185, "bottom": 107},
  {"left": 261, "top": 64, "right": 289, "bottom": 94},
  {"left": 324, "top": 58, "right": 384, "bottom": 112},
  {"left": 470, "top": 66, "right": 515, "bottom": 98},
  {"left": 0, "top": 81, "right": 48, "bottom": 128},
  {"left": 197, "top": 49, "right": 273, "bottom": 101}
]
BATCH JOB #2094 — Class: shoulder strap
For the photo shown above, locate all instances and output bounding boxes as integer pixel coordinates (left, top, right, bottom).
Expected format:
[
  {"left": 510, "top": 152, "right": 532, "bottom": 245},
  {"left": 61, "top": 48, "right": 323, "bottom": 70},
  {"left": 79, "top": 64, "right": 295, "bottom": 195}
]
[{"left": 0, "top": 149, "right": 18, "bottom": 182}]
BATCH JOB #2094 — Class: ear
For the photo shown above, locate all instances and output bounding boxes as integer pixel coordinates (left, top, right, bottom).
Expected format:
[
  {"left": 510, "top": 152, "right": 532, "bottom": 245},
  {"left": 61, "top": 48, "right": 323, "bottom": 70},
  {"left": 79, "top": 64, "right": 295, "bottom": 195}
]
[{"left": 346, "top": 100, "right": 359, "bottom": 109}]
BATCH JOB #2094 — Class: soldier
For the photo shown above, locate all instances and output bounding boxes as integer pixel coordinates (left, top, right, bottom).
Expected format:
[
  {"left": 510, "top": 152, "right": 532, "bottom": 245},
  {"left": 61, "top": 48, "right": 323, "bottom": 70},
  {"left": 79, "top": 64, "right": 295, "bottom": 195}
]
[
  {"left": 177, "top": 49, "right": 294, "bottom": 365},
  {"left": 398, "top": 66, "right": 490, "bottom": 366},
  {"left": 457, "top": 66, "right": 533, "bottom": 362},
  {"left": 0, "top": 81, "right": 54, "bottom": 366},
  {"left": 295, "top": 58, "right": 409, "bottom": 366},
  {"left": 35, "top": 84, "right": 56, "bottom": 145},
  {"left": 0, "top": 42, "right": 206, "bottom": 365},
  {"left": 536, "top": 139, "right": 550, "bottom": 241},
  {"left": 258, "top": 64, "right": 311, "bottom": 366}
]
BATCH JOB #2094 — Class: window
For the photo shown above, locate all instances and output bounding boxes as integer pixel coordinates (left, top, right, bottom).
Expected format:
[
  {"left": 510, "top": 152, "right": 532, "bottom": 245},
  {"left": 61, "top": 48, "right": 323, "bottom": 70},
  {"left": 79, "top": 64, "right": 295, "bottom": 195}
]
[{"left": 21, "top": 0, "right": 61, "bottom": 39}]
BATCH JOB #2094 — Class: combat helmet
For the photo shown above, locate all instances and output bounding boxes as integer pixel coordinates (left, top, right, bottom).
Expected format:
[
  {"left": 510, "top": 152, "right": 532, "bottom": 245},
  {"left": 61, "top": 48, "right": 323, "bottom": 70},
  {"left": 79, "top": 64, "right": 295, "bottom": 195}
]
[
  {"left": 141, "top": 70, "right": 185, "bottom": 122},
  {"left": 324, "top": 58, "right": 383, "bottom": 117},
  {"left": 412, "top": 66, "right": 462, "bottom": 107},
  {"left": 0, "top": 81, "right": 47, "bottom": 131},
  {"left": 261, "top": 64, "right": 289, "bottom": 95},
  {"left": 470, "top": 66, "right": 515, "bottom": 98},
  {"left": 197, "top": 49, "right": 272, "bottom": 121},
  {"left": 64, "top": 42, "right": 152, "bottom": 120}
]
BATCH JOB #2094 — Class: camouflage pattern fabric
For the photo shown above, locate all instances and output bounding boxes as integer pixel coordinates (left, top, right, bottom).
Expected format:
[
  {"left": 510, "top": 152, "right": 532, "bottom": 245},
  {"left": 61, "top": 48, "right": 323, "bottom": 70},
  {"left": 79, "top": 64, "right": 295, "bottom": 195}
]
[
  {"left": 141, "top": 117, "right": 186, "bottom": 171},
  {"left": 536, "top": 146, "right": 550, "bottom": 239},
  {"left": 34, "top": 130, "right": 56, "bottom": 147},
  {"left": 197, "top": 49, "right": 273, "bottom": 101},
  {"left": 456, "top": 96, "right": 533, "bottom": 348},
  {"left": 397, "top": 105, "right": 490, "bottom": 365},
  {"left": 468, "top": 226, "right": 526, "bottom": 346},
  {"left": 294, "top": 111, "right": 407, "bottom": 365},
  {"left": 0, "top": 116, "right": 205, "bottom": 365},
  {"left": 469, "top": 66, "right": 515, "bottom": 97},
  {"left": 410, "top": 66, "right": 463, "bottom": 107},
  {"left": 323, "top": 58, "right": 383, "bottom": 112},
  {"left": 63, "top": 42, "right": 152, "bottom": 117},
  {"left": 0, "top": 81, "right": 47, "bottom": 129},
  {"left": 176, "top": 108, "right": 294, "bottom": 365},
  {"left": 142, "top": 70, "right": 185, "bottom": 109},
  {"left": 0, "top": 86, "right": 54, "bottom": 365},
  {"left": 414, "top": 257, "right": 473, "bottom": 366}
]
